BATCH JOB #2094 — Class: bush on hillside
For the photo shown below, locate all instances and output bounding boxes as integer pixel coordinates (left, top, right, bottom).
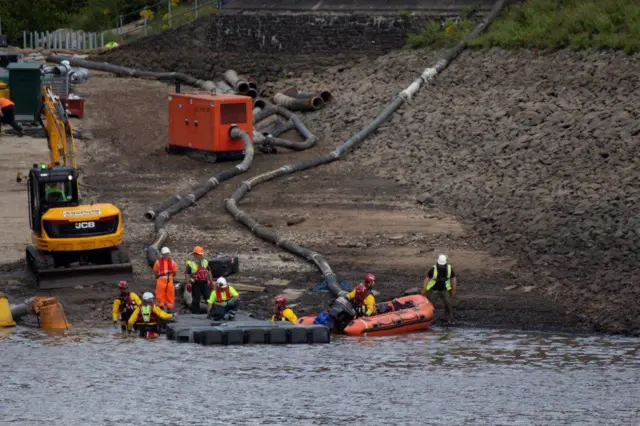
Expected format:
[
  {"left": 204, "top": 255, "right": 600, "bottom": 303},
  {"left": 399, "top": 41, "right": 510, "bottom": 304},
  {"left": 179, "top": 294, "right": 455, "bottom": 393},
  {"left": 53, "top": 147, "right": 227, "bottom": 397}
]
[{"left": 408, "top": 0, "right": 640, "bottom": 54}]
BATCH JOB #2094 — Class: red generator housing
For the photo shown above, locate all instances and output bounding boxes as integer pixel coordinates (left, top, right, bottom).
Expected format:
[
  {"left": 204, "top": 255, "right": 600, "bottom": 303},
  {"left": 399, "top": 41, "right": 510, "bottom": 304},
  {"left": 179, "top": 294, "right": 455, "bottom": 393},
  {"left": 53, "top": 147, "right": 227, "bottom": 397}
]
[{"left": 167, "top": 93, "right": 253, "bottom": 161}]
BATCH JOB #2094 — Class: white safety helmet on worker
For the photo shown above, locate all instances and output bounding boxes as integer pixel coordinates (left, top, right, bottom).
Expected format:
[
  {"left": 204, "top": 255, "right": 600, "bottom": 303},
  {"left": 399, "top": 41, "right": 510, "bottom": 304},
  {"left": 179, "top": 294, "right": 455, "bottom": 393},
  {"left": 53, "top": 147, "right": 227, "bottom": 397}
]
[
  {"left": 143, "top": 292, "right": 155, "bottom": 301},
  {"left": 437, "top": 254, "right": 448, "bottom": 266},
  {"left": 160, "top": 247, "right": 171, "bottom": 255},
  {"left": 217, "top": 277, "right": 228, "bottom": 288}
]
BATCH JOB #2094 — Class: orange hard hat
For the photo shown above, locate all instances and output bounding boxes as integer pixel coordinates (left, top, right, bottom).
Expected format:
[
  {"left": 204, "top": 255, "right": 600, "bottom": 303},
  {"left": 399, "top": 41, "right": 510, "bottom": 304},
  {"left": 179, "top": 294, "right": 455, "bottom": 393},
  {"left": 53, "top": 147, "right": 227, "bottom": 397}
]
[{"left": 192, "top": 246, "right": 204, "bottom": 255}]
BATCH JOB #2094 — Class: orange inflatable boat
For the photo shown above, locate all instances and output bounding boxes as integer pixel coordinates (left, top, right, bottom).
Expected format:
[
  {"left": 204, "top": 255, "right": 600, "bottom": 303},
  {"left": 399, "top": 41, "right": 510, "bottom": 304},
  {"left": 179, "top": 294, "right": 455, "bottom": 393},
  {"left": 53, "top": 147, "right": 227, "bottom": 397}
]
[{"left": 298, "top": 294, "right": 435, "bottom": 337}]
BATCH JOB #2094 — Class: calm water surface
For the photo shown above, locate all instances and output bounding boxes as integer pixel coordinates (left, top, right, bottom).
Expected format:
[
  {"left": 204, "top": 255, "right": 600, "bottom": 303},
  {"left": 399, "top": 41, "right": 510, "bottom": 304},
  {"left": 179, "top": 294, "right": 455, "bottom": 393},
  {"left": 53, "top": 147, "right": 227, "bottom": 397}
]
[{"left": 1, "top": 326, "right": 639, "bottom": 425}]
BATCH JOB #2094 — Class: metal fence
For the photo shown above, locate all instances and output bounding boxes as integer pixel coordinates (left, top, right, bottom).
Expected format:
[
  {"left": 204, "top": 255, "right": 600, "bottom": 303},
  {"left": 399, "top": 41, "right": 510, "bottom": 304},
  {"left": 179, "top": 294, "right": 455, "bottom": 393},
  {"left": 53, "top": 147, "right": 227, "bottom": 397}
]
[{"left": 23, "top": 30, "right": 103, "bottom": 50}]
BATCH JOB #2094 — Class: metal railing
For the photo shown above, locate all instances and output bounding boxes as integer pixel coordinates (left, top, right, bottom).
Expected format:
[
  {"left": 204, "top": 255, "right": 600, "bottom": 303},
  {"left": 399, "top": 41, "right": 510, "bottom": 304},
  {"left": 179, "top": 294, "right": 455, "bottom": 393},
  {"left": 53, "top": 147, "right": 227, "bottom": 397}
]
[{"left": 22, "top": 30, "right": 103, "bottom": 50}]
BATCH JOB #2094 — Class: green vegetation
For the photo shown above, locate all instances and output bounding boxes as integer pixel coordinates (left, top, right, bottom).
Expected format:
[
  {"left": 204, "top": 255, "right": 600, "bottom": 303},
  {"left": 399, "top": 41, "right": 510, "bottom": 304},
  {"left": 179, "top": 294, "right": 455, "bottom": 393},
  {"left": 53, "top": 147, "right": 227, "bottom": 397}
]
[
  {"left": 407, "top": 0, "right": 640, "bottom": 54},
  {"left": 0, "top": 0, "right": 215, "bottom": 46}
]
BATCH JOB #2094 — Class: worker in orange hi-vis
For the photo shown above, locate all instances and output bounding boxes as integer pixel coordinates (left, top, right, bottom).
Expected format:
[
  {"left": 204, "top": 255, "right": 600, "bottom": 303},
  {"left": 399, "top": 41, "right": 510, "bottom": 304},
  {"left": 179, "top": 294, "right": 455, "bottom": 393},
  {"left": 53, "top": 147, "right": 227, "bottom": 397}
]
[{"left": 153, "top": 246, "right": 178, "bottom": 311}]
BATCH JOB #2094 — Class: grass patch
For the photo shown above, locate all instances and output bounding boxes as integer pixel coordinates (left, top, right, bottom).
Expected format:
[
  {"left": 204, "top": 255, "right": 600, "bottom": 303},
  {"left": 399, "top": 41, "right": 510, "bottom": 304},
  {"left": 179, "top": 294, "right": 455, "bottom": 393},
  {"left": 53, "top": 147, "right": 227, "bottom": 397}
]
[{"left": 407, "top": 0, "right": 640, "bottom": 54}]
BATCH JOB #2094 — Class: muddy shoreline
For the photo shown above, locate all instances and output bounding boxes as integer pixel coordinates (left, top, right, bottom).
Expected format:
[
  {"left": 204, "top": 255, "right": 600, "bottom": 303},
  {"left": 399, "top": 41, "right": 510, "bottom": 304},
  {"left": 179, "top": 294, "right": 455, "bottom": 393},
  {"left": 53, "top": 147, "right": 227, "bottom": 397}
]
[{"left": 2, "top": 48, "right": 638, "bottom": 336}]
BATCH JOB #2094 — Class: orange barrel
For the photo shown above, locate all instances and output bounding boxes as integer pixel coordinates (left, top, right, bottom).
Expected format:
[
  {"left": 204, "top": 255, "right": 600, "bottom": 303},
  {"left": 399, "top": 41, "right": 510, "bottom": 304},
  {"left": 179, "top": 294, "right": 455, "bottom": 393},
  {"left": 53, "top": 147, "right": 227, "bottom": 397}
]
[{"left": 33, "top": 297, "right": 71, "bottom": 330}]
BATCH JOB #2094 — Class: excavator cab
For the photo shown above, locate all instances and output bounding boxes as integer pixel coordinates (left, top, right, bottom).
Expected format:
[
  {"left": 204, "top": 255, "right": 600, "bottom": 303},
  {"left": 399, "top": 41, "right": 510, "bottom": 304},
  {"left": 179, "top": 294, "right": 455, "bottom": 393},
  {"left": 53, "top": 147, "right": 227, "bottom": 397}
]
[{"left": 28, "top": 164, "right": 79, "bottom": 234}]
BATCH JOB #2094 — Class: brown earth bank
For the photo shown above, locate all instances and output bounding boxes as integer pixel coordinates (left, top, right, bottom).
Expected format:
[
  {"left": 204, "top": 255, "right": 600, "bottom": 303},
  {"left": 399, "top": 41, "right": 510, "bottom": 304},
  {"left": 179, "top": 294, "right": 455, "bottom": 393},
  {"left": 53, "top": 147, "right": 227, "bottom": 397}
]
[{"left": 2, "top": 48, "right": 638, "bottom": 336}]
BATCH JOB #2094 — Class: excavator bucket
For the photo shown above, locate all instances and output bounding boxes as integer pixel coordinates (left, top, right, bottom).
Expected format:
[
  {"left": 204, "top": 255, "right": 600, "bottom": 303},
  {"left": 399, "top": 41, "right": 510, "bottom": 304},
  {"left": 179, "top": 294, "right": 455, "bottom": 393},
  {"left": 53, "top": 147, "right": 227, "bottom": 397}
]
[{"left": 31, "top": 263, "right": 134, "bottom": 290}]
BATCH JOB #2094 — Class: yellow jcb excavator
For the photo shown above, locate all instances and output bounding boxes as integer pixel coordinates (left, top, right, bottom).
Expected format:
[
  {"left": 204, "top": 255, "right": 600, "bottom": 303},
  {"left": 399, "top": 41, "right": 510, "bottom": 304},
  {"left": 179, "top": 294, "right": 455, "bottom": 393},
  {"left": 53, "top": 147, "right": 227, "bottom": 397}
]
[{"left": 24, "top": 86, "right": 133, "bottom": 289}]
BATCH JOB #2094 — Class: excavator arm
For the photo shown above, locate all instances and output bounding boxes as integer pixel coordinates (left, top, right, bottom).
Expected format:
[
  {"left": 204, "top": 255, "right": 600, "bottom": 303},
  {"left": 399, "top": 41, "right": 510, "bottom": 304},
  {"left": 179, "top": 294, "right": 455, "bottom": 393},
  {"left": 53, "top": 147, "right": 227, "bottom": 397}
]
[{"left": 40, "top": 85, "right": 77, "bottom": 169}]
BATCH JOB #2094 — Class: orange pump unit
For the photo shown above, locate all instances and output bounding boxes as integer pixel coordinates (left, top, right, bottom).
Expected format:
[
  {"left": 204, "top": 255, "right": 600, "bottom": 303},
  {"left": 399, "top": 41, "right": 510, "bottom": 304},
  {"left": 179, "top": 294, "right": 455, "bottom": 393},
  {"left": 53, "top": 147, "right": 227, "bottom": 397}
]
[{"left": 167, "top": 93, "right": 253, "bottom": 161}]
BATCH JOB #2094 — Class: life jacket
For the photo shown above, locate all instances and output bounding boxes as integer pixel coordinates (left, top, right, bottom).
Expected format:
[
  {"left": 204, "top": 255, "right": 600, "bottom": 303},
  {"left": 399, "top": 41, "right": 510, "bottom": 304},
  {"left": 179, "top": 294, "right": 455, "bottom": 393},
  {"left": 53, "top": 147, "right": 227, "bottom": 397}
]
[
  {"left": 215, "top": 286, "right": 231, "bottom": 302},
  {"left": 156, "top": 258, "right": 176, "bottom": 279},
  {"left": 118, "top": 292, "right": 137, "bottom": 313},
  {"left": 186, "top": 259, "right": 209, "bottom": 282},
  {"left": 138, "top": 305, "right": 158, "bottom": 324},
  {"left": 353, "top": 284, "right": 371, "bottom": 306}
]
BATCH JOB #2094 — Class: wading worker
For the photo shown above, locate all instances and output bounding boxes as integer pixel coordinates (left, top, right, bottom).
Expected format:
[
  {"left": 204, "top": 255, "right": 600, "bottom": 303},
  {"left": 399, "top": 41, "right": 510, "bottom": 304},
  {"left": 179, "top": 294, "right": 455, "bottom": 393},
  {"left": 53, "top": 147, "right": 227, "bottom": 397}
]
[
  {"left": 420, "top": 254, "right": 457, "bottom": 320},
  {"left": 112, "top": 281, "right": 141, "bottom": 332},
  {"left": 127, "top": 292, "right": 174, "bottom": 338},
  {"left": 185, "top": 246, "right": 213, "bottom": 313},
  {"left": 0, "top": 97, "right": 24, "bottom": 136}
]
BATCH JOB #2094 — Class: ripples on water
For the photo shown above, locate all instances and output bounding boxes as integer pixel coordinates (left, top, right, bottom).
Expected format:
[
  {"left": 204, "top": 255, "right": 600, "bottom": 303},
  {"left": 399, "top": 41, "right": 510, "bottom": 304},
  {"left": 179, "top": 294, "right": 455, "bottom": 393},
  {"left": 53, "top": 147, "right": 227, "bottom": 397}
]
[{"left": 1, "top": 326, "right": 639, "bottom": 425}]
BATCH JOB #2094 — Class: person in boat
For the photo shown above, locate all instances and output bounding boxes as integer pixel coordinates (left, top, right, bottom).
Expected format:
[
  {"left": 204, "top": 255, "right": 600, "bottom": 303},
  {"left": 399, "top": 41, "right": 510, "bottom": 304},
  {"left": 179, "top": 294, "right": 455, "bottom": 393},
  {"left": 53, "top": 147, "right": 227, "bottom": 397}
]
[
  {"left": 270, "top": 296, "right": 298, "bottom": 323},
  {"left": 420, "top": 254, "right": 457, "bottom": 320},
  {"left": 345, "top": 283, "right": 376, "bottom": 317},
  {"left": 112, "top": 281, "right": 142, "bottom": 332},
  {"left": 127, "top": 292, "right": 175, "bottom": 338},
  {"left": 207, "top": 277, "right": 240, "bottom": 321}
]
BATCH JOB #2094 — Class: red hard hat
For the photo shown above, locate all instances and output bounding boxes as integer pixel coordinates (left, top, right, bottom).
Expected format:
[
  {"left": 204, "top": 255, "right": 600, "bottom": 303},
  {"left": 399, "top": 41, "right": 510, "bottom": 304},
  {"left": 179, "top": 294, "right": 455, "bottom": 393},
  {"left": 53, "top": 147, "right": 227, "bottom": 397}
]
[
  {"left": 355, "top": 283, "right": 366, "bottom": 297},
  {"left": 275, "top": 296, "right": 287, "bottom": 308},
  {"left": 364, "top": 273, "right": 376, "bottom": 286},
  {"left": 117, "top": 281, "right": 128, "bottom": 290}
]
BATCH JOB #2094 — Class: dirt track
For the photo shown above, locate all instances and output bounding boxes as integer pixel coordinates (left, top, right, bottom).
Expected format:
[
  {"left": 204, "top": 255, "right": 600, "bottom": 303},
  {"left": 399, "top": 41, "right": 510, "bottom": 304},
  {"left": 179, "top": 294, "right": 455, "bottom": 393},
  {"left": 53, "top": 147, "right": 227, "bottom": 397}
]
[{"left": 2, "top": 47, "right": 638, "bottom": 335}]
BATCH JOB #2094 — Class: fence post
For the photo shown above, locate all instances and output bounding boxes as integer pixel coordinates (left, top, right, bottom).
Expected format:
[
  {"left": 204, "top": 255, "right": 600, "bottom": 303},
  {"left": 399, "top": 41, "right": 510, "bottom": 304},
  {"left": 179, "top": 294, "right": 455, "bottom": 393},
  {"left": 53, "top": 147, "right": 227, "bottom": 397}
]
[
  {"left": 195, "top": 0, "right": 199, "bottom": 19},
  {"left": 23, "top": 31, "right": 26, "bottom": 49},
  {"left": 101, "top": 31, "right": 104, "bottom": 47},
  {"left": 168, "top": 0, "right": 172, "bottom": 28},
  {"left": 66, "top": 31, "right": 70, "bottom": 49}
]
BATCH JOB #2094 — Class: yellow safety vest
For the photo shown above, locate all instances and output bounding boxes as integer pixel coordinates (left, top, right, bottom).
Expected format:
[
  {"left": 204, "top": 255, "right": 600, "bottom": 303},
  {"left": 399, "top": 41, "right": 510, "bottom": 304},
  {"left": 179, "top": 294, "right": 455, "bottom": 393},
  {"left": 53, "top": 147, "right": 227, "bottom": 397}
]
[
  {"left": 426, "top": 264, "right": 452, "bottom": 291},
  {"left": 185, "top": 259, "right": 209, "bottom": 282},
  {"left": 141, "top": 305, "right": 152, "bottom": 322}
]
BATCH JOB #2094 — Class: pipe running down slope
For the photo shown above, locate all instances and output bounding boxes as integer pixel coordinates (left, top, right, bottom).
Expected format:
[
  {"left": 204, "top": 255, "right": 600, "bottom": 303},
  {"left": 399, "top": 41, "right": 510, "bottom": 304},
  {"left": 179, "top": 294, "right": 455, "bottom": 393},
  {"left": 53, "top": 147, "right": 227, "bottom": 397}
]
[
  {"left": 225, "top": 0, "right": 507, "bottom": 299},
  {"left": 143, "top": 103, "right": 321, "bottom": 265}
]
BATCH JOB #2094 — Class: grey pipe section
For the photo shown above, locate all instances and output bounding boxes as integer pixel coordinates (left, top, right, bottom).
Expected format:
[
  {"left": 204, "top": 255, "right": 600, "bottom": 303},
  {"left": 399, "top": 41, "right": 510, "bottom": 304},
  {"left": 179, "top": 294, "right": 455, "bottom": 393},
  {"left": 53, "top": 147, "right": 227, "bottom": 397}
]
[
  {"left": 273, "top": 93, "right": 324, "bottom": 112},
  {"left": 10, "top": 297, "right": 36, "bottom": 321},
  {"left": 247, "top": 88, "right": 258, "bottom": 99},
  {"left": 224, "top": 0, "right": 507, "bottom": 300},
  {"left": 293, "top": 90, "right": 333, "bottom": 104},
  {"left": 253, "top": 98, "right": 267, "bottom": 109},
  {"left": 216, "top": 80, "right": 235, "bottom": 94},
  {"left": 145, "top": 127, "right": 254, "bottom": 265},
  {"left": 46, "top": 55, "right": 216, "bottom": 91},
  {"left": 224, "top": 70, "right": 250, "bottom": 94},
  {"left": 248, "top": 77, "right": 258, "bottom": 90},
  {"left": 145, "top": 195, "right": 183, "bottom": 221},
  {"left": 253, "top": 105, "right": 318, "bottom": 151}
]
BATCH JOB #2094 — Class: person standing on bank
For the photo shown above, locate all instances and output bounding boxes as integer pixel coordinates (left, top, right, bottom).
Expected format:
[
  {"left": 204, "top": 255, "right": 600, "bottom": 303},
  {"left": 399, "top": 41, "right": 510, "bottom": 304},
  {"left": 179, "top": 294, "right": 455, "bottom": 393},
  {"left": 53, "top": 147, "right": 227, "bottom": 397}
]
[
  {"left": 185, "top": 246, "right": 213, "bottom": 314},
  {"left": 420, "top": 254, "right": 457, "bottom": 320}
]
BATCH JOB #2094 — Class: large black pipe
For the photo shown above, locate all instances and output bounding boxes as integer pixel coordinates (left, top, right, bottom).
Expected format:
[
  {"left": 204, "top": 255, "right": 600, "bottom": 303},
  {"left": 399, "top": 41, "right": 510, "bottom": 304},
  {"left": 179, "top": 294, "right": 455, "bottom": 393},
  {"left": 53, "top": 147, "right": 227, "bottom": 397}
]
[
  {"left": 225, "top": 0, "right": 507, "bottom": 307},
  {"left": 145, "top": 127, "right": 254, "bottom": 265},
  {"left": 252, "top": 104, "right": 318, "bottom": 151},
  {"left": 224, "top": 69, "right": 250, "bottom": 94},
  {"left": 46, "top": 55, "right": 217, "bottom": 91}
]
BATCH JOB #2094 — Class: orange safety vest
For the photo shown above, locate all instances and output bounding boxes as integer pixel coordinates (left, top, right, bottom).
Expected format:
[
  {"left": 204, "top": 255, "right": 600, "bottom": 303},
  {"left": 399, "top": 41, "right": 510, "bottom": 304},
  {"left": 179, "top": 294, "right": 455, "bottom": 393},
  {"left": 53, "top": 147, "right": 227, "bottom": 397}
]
[
  {"left": 215, "top": 286, "right": 231, "bottom": 301},
  {"left": 0, "top": 98, "right": 14, "bottom": 108},
  {"left": 155, "top": 258, "right": 176, "bottom": 279}
]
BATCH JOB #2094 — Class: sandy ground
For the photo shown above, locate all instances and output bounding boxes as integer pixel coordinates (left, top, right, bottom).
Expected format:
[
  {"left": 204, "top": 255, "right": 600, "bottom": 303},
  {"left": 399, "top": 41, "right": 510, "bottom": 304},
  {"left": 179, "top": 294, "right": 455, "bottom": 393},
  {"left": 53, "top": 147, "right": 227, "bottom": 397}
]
[
  {"left": 0, "top": 68, "right": 582, "bottom": 333},
  {"left": 0, "top": 128, "right": 51, "bottom": 263}
]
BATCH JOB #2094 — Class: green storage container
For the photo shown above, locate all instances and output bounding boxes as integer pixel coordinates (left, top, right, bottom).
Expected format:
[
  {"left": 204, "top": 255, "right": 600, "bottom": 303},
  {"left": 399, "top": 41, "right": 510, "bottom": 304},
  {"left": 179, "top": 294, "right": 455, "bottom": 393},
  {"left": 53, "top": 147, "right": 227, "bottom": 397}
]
[
  {"left": 7, "top": 62, "right": 42, "bottom": 123},
  {"left": 0, "top": 70, "right": 9, "bottom": 86}
]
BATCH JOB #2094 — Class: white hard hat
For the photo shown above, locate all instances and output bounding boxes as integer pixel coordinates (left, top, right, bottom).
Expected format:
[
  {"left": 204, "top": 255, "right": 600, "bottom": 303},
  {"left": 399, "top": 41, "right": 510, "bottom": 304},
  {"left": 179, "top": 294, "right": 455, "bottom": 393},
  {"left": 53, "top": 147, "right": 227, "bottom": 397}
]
[
  {"left": 160, "top": 247, "right": 171, "bottom": 255},
  {"left": 143, "top": 292, "right": 154, "bottom": 301},
  {"left": 216, "top": 277, "right": 228, "bottom": 288},
  {"left": 437, "top": 254, "right": 448, "bottom": 266}
]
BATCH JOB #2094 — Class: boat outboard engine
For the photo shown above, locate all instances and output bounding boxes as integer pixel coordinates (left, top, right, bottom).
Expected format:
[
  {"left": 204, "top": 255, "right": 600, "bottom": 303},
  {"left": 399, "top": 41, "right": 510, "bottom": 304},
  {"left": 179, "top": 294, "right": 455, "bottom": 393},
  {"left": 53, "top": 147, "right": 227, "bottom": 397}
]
[{"left": 313, "top": 295, "right": 356, "bottom": 333}]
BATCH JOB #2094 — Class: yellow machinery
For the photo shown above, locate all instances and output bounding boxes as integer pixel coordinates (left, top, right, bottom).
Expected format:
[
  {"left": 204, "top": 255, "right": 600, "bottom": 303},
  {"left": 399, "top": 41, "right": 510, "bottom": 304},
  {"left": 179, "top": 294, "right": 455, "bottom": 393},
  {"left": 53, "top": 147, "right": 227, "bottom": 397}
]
[{"left": 25, "top": 86, "right": 133, "bottom": 289}]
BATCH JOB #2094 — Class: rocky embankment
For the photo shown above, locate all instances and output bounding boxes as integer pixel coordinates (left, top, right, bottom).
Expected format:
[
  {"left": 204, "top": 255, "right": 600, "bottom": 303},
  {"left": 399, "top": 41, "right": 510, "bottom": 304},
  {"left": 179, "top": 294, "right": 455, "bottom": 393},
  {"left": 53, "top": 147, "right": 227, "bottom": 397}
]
[{"left": 268, "top": 49, "right": 640, "bottom": 334}]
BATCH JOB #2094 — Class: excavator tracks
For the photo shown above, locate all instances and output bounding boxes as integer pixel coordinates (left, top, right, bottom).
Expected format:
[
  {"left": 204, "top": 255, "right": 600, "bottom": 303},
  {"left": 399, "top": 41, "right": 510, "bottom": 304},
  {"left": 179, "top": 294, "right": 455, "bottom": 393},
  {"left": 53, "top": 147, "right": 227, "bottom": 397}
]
[{"left": 26, "top": 245, "right": 134, "bottom": 290}]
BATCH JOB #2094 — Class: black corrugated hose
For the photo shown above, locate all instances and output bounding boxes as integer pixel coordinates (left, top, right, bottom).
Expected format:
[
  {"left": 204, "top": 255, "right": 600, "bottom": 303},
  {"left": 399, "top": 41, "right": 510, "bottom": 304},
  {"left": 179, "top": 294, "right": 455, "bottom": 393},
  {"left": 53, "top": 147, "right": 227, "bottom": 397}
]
[{"left": 225, "top": 0, "right": 507, "bottom": 302}]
